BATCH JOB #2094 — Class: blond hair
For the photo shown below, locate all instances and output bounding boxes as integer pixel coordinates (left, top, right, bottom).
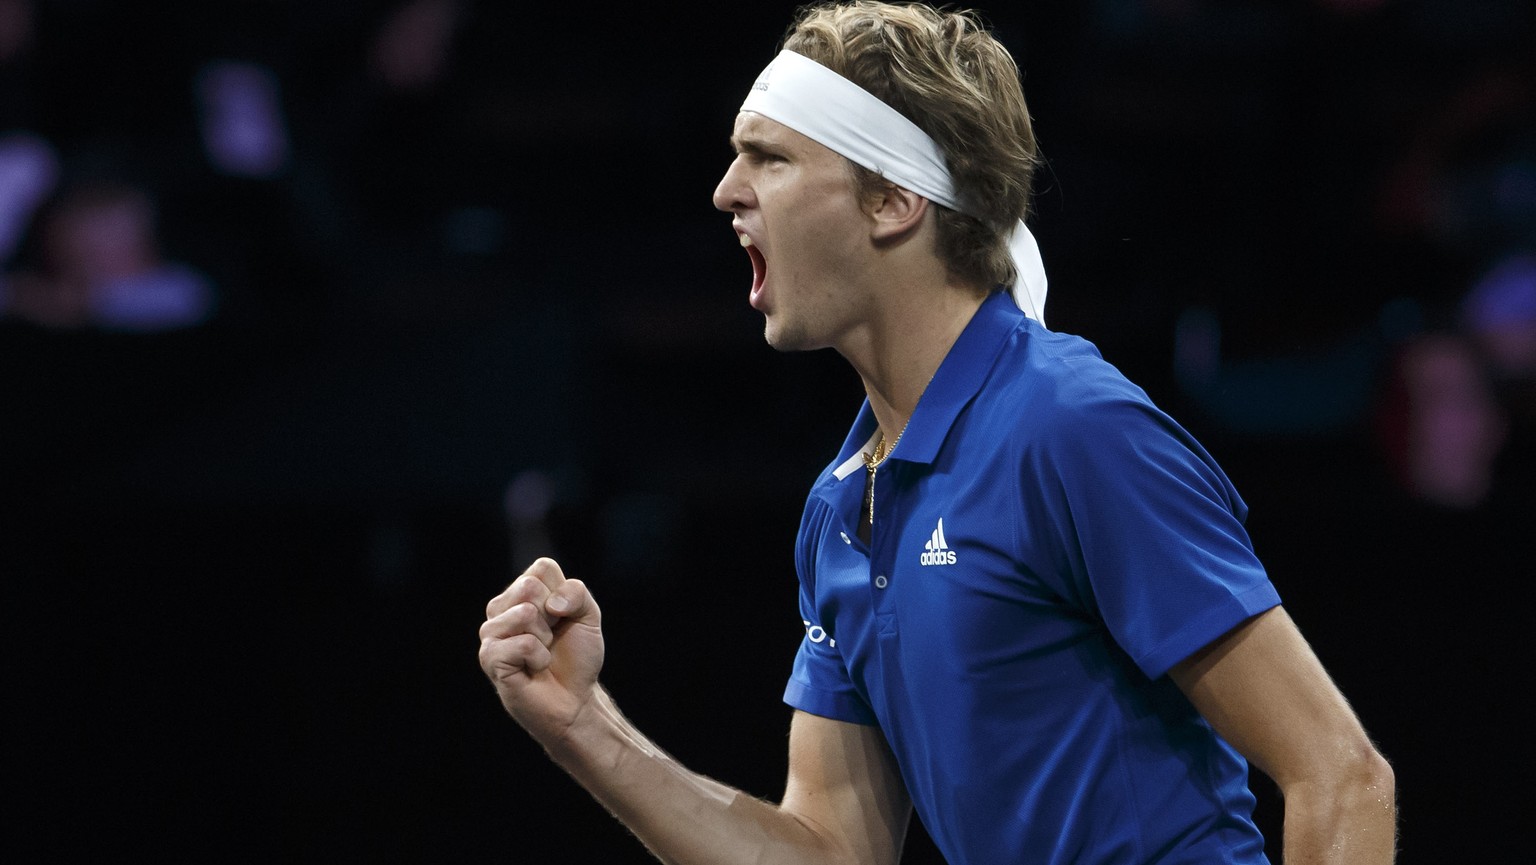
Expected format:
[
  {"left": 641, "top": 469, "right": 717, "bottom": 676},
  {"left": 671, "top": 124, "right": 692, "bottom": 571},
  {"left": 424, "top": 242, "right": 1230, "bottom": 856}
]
[{"left": 781, "top": 1, "right": 1038, "bottom": 290}]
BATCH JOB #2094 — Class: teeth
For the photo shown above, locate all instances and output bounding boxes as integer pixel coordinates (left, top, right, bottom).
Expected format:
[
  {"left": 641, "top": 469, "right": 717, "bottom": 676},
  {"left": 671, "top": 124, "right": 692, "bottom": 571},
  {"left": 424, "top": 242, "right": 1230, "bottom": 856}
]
[{"left": 739, "top": 233, "right": 754, "bottom": 247}]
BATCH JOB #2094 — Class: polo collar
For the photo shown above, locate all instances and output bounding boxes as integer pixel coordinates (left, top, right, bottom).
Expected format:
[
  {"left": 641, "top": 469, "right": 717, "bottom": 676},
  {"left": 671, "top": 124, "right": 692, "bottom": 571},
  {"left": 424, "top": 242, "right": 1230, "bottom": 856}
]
[{"left": 828, "top": 290, "right": 1026, "bottom": 482}]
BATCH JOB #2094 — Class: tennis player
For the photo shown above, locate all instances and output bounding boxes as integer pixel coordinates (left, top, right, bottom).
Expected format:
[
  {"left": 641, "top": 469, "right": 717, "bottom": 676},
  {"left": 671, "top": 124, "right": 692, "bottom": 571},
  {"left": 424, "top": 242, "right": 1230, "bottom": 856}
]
[{"left": 479, "top": 3, "right": 1396, "bottom": 862}]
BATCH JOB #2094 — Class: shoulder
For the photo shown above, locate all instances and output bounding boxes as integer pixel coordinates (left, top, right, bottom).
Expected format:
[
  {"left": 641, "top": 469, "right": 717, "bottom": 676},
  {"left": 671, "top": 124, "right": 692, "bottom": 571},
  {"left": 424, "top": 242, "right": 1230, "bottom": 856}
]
[
  {"left": 979, "top": 324, "right": 1163, "bottom": 439},
  {"left": 975, "top": 326, "right": 1237, "bottom": 499}
]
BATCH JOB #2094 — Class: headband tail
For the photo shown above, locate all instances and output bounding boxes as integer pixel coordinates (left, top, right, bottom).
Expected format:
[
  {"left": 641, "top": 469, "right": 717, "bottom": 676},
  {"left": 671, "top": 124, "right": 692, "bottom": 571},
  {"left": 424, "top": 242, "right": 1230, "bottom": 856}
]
[{"left": 1009, "top": 222, "right": 1048, "bottom": 326}]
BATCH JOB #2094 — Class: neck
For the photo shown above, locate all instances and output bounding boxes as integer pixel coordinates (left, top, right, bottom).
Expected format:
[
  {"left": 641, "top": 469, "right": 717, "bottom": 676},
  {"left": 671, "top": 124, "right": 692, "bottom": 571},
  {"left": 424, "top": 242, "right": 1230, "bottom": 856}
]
[{"left": 843, "top": 276, "right": 987, "bottom": 445}]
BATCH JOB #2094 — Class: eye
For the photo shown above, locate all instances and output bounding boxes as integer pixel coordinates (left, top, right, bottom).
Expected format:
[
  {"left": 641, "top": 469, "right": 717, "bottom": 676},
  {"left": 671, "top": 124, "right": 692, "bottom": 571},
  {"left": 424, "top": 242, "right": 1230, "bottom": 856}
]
[{"left": 729, "top": 142, "right": 789, "bottom": 167}]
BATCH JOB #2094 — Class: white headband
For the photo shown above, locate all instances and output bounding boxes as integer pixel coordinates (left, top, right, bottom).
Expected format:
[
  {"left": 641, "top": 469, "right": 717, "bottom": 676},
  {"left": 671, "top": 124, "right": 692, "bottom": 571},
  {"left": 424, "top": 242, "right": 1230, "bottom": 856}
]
[{"left": 741, "top": 49, "right": 1047, "bottom": 325}]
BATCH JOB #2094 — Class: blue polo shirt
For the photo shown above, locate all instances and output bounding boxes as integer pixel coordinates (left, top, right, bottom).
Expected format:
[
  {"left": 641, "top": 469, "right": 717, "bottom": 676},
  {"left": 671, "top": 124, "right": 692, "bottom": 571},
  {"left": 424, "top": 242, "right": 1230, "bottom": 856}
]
[{"left": 785, "top": 291, "right": 1279, "bottom": 864}]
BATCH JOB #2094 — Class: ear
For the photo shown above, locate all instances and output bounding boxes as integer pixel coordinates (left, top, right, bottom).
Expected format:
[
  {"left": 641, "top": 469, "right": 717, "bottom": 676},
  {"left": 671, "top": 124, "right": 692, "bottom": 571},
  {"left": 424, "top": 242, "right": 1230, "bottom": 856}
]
[{"left": 866, "top": 182, "right": 930, "bottom": 243}]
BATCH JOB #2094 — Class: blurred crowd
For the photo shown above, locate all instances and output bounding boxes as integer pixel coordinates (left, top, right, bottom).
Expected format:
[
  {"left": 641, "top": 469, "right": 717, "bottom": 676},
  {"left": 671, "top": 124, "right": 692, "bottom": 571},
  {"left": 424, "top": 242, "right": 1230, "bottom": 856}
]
[
  {"left": 0, "top": 0, "right": 1531, "bottom": 566},
  {"left": 1047, "top": 0, "right": 1536, "bottom": 519},
  {"left": 0, "top": 0, "right": 523, "bottom": 332},
  {"left": 0, "top": 1, "right": 600, "bottom": 538}
]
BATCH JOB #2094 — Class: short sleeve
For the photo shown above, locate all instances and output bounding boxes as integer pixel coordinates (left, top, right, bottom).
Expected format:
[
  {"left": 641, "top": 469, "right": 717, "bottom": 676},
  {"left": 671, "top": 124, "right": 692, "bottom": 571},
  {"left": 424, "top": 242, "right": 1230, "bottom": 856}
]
[
  {"left": 782, "top": 497, "right": 879, "bottom": 726},
  {"left": 1027, "top": 383, "right": 1281, "bottom": 679}
]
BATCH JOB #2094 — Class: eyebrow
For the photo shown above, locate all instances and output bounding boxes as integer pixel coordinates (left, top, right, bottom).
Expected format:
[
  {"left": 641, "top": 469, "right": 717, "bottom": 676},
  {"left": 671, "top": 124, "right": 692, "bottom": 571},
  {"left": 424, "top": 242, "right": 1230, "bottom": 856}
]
[{"left": 728, "top": 133, "right": 775, "bottom": 155}]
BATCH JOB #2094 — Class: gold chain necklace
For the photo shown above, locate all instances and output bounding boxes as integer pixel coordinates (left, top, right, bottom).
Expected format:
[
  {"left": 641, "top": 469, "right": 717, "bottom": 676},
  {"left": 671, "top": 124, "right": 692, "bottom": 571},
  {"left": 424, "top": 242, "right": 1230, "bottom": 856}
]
[{"left": 862, "top": 422, "right": 909, "bottom": 527}]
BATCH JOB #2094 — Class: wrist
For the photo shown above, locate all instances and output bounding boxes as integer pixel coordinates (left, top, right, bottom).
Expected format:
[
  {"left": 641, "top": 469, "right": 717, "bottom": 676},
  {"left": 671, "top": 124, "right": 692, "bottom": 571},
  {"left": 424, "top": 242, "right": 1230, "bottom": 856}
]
[{"left": 543, "top": 685, "right": 620, "bottom": 768}]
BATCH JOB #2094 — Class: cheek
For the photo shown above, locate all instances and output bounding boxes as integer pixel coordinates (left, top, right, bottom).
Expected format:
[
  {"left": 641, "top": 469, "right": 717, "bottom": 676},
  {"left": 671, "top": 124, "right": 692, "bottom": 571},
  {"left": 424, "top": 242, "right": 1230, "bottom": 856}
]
[
  {"left": 793, "top": 195, "right": 864, "bottom": 256},
  {"left": 763, "top": 173, "right": 867, "bottom": 285}
]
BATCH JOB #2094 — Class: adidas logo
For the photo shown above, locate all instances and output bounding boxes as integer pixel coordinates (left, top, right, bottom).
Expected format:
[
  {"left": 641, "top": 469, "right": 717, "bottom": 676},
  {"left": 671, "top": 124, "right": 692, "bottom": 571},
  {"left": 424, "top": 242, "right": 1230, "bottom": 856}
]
[{"left": 920, "top": 517, "right": 957, "bottom": 566}]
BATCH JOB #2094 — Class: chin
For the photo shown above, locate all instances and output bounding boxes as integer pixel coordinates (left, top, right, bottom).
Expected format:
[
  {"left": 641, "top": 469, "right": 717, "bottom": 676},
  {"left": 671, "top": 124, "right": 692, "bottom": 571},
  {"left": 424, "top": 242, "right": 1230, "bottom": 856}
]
[
  {"left": 763, "top": 319, "right": 816, "bottom": 353},
  {"left": 762, "top": 329, "right": 795, "bottom": 352}
]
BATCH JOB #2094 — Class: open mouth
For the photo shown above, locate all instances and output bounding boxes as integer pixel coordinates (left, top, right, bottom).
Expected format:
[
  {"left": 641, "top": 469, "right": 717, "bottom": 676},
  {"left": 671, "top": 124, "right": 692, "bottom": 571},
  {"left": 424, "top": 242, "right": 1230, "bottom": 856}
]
[{"left": 738, "top": 233, "right": 766, "bottom": 302}]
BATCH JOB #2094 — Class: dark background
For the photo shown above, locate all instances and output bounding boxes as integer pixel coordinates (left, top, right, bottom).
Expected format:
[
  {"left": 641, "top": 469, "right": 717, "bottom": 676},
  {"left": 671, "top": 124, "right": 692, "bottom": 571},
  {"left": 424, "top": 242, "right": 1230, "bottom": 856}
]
[{"left": 3, "top": 1, "right": 1534, "bottom": 862}]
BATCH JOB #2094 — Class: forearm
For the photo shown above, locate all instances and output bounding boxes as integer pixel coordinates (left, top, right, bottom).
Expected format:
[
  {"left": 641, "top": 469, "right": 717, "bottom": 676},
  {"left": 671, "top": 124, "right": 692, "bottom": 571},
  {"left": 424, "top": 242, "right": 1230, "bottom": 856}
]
[
  {"left": 545, "top": 687, "right": 850, "bottom": 865},
  {"left": 1279, "top": 757, "right": 1398, "bottom": 864}
]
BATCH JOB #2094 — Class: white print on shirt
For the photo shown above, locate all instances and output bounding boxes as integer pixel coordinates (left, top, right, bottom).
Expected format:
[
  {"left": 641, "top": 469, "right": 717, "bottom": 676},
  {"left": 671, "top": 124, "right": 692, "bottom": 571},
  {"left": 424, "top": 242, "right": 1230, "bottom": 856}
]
[
  {"left": 802, "top": 620, "right": 836, "bottom": 648},
  {"left": 921, "top": 517, "right": 958, "bottom": 566}
]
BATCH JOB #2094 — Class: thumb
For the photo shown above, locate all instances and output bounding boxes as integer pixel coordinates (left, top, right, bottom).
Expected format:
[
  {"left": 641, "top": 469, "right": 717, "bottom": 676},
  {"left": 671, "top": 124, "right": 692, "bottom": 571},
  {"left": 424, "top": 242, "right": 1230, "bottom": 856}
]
[{"left": 544, "top": 579, "right": 600, "bottom": 627}]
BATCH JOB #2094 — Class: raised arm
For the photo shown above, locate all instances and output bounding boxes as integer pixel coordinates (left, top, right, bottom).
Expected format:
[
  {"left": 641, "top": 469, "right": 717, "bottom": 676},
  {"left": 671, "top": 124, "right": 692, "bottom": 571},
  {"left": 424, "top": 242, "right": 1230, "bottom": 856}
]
[
  {"left": 1170, "top": 606, "right": 1397, "bottom": 864},
  {"left": 478, "top": 557, "right": 910, "bottom": 865}
]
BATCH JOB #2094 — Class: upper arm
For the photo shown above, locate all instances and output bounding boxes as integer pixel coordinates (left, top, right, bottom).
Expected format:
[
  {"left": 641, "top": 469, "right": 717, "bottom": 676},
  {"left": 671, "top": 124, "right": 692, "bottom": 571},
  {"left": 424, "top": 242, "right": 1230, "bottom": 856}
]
[
  {"left": 780, "top": 710, "right": 911, "bottom": 865},
  {"left": 1169, "top": 606, "right": 1391, "bottom": 791}
]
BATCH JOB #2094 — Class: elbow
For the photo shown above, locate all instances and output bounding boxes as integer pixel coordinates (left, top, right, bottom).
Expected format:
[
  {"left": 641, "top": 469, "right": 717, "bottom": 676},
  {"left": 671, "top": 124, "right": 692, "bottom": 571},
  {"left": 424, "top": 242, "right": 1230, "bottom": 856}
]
[
  {"left": 1277, "top": 732, "right": 1396, "bottom": 813},
  {"left": 1359, "top": 744, "right": 1396, "bottom": 810},
  {"left": 1340, "top": 735, "right": 1395, "bottom": 804},
  {"left": 1274, "top": 740, "right": 1398, "bottom": 859}
]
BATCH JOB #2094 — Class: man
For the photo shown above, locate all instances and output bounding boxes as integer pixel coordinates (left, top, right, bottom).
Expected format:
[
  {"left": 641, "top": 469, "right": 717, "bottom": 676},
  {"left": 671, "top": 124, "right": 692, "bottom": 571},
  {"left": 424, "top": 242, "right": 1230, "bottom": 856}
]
[{"left": 478, "top": 3, "right": 1396, "bottom": 863}]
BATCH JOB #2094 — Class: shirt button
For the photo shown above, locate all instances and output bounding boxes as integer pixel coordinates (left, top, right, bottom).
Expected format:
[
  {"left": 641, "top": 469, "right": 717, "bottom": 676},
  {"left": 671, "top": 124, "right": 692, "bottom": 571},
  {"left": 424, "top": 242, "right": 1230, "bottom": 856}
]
[
  {"left": 874, "top": 575, "right": 888, "bottom": 589},
  {"left": 839, "top": 531, "right": 852, "bottom": 545}
]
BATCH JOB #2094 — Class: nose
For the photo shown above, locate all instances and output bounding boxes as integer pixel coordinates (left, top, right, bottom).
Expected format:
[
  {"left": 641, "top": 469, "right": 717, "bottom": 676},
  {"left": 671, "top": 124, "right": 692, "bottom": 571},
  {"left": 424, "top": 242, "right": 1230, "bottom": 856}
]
[{"left": 712, "top": 156, "right": 753, "bottom": 213}]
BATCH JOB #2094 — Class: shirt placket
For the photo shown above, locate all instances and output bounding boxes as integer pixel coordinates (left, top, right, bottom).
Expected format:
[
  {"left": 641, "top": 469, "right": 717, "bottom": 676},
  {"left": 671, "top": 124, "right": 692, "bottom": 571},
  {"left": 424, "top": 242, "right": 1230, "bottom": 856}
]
[{"left": 869, "top": 461, "right": 900, "bottom": 636}]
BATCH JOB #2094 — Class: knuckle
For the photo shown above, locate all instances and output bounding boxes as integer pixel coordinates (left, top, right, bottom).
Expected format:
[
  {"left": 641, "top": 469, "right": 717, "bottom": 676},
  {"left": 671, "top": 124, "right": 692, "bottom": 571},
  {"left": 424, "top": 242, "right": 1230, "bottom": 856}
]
[
  {"left": 477, "top": 637, "right": 503, "bottom": 671},
  {"left": 479, "top": 633, "right": 545, "bottom": 675},
  {"left": 507, "top": 625, "right": 547, "bottom": 653},
  {"left": 485, "top": 602, "right": 540, "bottom": 637},
  {"left": 506, "top": 634, "right": 550, "bottom": 670},
  {"left": 508, "top": 600, "right": 539, "bottom": 627}
]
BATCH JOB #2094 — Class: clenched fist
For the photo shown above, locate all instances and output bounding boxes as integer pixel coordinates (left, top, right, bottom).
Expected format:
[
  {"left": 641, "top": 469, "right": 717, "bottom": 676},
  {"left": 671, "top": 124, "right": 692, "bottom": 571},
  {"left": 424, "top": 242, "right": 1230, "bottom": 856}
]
[{"left": 478, "top": 557, "right": 604, "bottom": 746}]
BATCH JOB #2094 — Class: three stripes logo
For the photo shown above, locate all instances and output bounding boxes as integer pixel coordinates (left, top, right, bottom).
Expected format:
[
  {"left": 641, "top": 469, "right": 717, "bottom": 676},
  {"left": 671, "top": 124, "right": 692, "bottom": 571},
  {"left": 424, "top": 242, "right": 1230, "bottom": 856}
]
[{"left": 920, "top": 517, "right": 957, "bottom": 566}]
